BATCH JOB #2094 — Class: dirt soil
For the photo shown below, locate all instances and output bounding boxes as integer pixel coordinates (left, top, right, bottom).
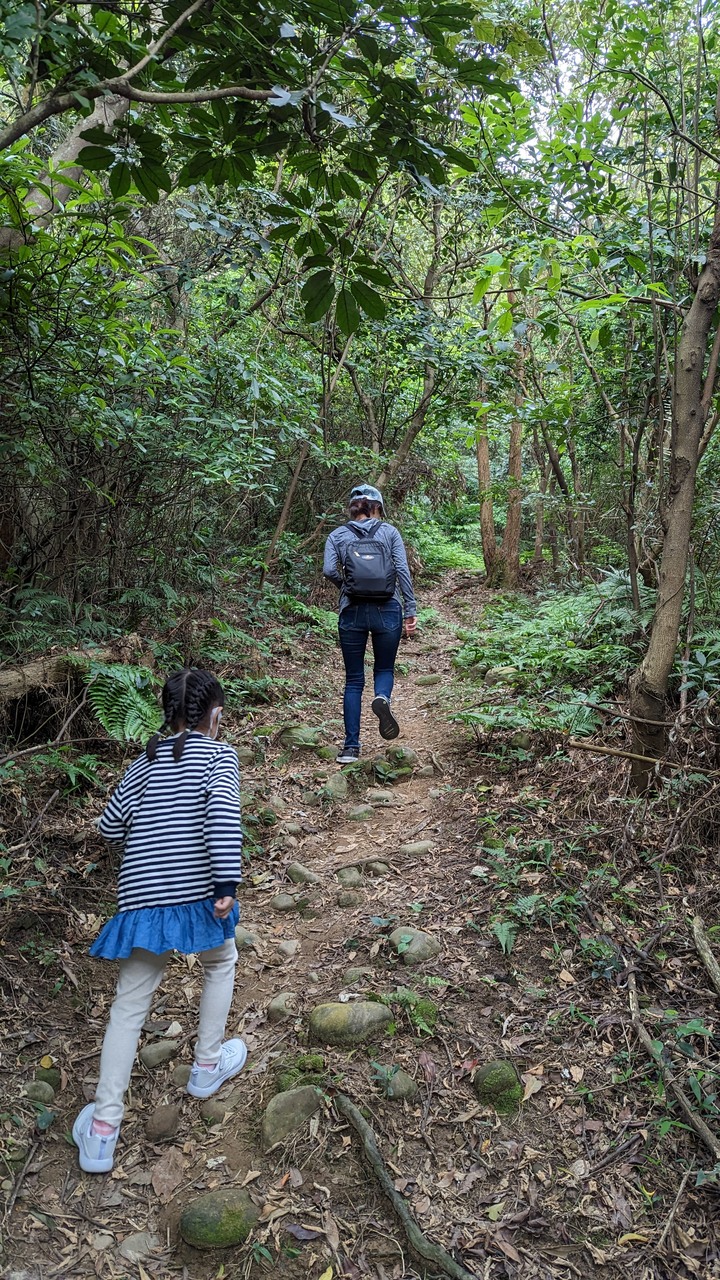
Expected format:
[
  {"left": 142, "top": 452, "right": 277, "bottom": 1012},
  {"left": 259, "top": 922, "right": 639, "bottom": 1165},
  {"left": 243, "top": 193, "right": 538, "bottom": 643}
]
[{"left": 2, "top": 578, "right": 720, "bottom": 1280}]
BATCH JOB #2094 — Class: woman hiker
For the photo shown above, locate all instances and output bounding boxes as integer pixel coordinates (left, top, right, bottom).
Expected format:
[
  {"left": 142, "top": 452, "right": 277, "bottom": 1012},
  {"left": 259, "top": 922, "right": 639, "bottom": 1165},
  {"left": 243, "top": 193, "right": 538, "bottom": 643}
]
[{"left": 323, "top": 484, "right": 417, "bottom": 764}]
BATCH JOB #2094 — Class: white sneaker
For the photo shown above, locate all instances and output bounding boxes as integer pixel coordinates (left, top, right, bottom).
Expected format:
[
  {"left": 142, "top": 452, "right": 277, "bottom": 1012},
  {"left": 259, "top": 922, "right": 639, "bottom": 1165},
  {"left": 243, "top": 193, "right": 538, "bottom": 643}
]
[
  {"left": 72, "top": 1103, "right": 119, "bottom": 1174},
  {"left": 187, "top": 1038, "right": 248, "bottom": 1098}
]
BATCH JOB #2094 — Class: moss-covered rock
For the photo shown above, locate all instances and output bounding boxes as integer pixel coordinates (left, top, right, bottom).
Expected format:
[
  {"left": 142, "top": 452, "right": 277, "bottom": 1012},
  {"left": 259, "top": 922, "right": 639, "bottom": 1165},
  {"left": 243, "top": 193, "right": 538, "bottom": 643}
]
[
  {"left": 274, "top": 1052, "right": 326, "bottom": 1093},
  {"left": 279, "top": 725, "right": 322, "bottom": 749},
  {"left": 308, "top": 1001, "right": 392, "bottom": 1046},
  {"left": 180, "top": 1189, "right": 259, "bottom": 1249},
  {"left": 386, "top": 745, "right": 419, "bottom": 766},
  {"left": 34, "top": 1066, "right": 61, "bottom": 1091},
  {"left": 337, "top": 866, "right": 362, "bottom": 888},
  {"left": 24, "top": 1080, "right": 55, "bottom": 1105},
  {"left": 262, "top": 1085, "right": 323, "bottom": 1148},
  {"left": 322, "top": 773, "right": 348, "bottom": 801},
  {"left": 337, "top": 889, "right": 364, "bottom": 907},
  {"left": 473, "top": 1059, "right": 522, "bottom": 1114}
]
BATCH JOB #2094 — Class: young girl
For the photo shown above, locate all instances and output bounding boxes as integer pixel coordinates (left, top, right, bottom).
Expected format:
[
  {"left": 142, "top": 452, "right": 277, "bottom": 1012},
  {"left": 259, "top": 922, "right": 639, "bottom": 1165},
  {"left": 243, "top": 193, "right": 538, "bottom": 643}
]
[{"left": 73, "top": 668, "right": 246, "bottom": 1174}]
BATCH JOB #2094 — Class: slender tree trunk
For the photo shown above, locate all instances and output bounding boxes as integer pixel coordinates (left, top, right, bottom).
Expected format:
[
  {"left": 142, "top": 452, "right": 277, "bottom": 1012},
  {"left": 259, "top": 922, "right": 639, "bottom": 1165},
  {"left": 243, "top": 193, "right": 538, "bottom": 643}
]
[
  {"left": 499, "top": 410, "right": 522, "bottom": 586},
  {"left": 628, "top": 194, "right": 720, "bottom": 787},
  {"left": 0, "top": 96, "right": 129, "bottom": 252},
  {"left": 374, "top": 361, "right": 436, "bottom": 489},
  {"left": 261, "top": 337, "right": 352, "bottom": 582},
  {"left": 475, "top": 385, "right": 497, "bottom": 579}
]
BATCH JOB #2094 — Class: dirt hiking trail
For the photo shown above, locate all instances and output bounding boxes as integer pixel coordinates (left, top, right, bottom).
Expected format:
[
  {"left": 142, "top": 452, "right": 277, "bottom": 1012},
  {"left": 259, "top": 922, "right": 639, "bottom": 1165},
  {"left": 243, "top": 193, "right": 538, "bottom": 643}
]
[{"left": 3, "top": 577, "right": 719, "bottom": 1280}]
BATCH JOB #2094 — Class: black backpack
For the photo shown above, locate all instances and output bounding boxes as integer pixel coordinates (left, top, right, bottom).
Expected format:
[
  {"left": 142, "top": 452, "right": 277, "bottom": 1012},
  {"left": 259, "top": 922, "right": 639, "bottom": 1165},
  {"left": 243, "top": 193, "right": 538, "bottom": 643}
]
[{"left": 342, "top": 523, "right": 397, "bottom": 602}]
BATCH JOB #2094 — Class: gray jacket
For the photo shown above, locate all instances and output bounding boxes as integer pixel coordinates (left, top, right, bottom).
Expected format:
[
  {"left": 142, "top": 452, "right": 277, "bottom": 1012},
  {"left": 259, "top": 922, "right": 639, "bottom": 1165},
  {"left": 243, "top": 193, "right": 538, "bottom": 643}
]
[{"left": 323, "top": 519, "right": 417, "bottom": 618}]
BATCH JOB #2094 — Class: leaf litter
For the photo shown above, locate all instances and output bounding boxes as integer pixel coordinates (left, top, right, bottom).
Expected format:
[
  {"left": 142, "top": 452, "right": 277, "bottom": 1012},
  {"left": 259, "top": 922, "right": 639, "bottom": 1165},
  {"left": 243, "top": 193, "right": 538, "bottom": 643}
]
[{"left": 2, "top": 576, "right": 720, "bottom": 1278}]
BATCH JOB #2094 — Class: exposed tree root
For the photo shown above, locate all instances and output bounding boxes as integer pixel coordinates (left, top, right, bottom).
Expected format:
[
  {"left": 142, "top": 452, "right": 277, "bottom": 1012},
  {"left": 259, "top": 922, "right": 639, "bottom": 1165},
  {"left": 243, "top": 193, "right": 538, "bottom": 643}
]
[
  {"left": 626, "top": 969, "right": 720, "bottom": 1162},
  {"left": 691, "top": 915, "right": 720, "bottom": 1001},
  {"left": 334, "top": 1092, "right": 479, "bottom": 1280}
]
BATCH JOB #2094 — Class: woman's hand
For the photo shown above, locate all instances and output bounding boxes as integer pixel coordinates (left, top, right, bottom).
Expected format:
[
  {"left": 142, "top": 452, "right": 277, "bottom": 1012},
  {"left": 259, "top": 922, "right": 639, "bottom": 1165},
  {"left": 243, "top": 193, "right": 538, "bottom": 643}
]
[
  {"left": 213, "top": 895, "right": 235, "bottom": 919},
  {"left": 403, "top": 616, "right": 417, "bottom": 638}
]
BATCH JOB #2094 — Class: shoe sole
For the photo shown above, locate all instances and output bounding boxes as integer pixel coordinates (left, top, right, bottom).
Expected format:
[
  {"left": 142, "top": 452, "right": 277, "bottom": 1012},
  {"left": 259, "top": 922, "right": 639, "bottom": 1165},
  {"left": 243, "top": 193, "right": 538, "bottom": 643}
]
[
  {"left": 372, "top": 697, "right": 400, "bottom": 740},
  {"left": 336, "top": 755, "right": 359, "bottom": 764},
  {"left": 187, "top": 1041, "right": 248, "bottom": 1098}
]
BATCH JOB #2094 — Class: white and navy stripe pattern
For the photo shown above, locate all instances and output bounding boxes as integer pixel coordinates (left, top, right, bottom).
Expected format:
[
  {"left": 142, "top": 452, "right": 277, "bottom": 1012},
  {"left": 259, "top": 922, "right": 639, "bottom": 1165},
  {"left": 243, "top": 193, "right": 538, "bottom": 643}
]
[{"left": 99, "top": 734, "right": 242, "bottom": 912}]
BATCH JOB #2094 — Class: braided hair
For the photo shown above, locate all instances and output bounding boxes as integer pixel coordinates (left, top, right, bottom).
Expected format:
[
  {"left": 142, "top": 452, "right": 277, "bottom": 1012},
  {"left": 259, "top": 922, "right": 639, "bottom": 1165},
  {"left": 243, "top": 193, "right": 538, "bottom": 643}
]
[{"left": 146, "top": 668, "right": 224, "bottom": 762}]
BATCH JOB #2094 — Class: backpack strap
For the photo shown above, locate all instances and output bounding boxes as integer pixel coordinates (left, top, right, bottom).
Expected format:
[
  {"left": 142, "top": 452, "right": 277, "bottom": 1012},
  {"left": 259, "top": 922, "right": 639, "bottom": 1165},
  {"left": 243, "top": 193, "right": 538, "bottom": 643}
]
[{"left": 345, "top": 522, "right": 368, "bottom": 538}]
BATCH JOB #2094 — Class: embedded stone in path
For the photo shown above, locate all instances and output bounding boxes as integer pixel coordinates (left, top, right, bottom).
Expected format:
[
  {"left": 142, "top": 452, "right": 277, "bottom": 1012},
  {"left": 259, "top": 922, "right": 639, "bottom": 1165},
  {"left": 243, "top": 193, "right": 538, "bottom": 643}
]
[
  {"left": 235, "top": 745, "right": 255, "bottom": 767},
  {"left": 200, "top": 1088, "right": 242, "bottom": 1123},
  {"left": 235, "top": 924, "right": 262, "bottom": 950},
  {"left": 271, "top": 893, "right": 298, "bottom": 912},
  {"left": 416, "top": 674, "right": 442, "bottom": 686},
  {"left": 344, "top": 966, "right": 374, "bottom": 984},
  {"left": 473, "top": 1059, "right": 522, "bottom": 1114},
  {"left": 287, "top": 862, "right": 322, "bottom": 886},
  {"left": 262, "top": 1085, "right": 323, "bottom": 1149},
  {"left": 366, "top": 788, "right": 396, "bottom": 805},
  {"left": 337, "top": 889, "right": 364, "bottom": 907},
  {"left": 398, "top": 840, "right": 435, "bottom": 856},
  {"left": 386, "top": 745, "right": 419, "bottom": 765},
  {"left": 145, "top": 1104, "right": 180, "bottom": 1142},
  {"left": 283, "top": 821, "right": 303, "bottom": 835},
  {"left": 180, "top": 1188, "right": 259, "bottom": 1249},
  {"left": 386, "top": 1068, "right": 419, "bottom": 1101},
  {"left": 117, "top": 1230, "right": 161, "bottom": 1263},
  {"left": 389, "top": 926, "right": 441, "bottom": 966},
  {"left": 139, "top": 1041, "right": 177, "bottom": 1069},
  {"left": 308, "top": 1001, "right": 392, "bottom": 1046},
  {"left": 364, "top": 860, "right": 390, "bottom": 877},
  {"left": 416, "top": 765, "right": 435, "bottom": 779},
  {"left": 337, "top": 866, "right": 362, "bottom": 888},
  {"left": 277, "top": 938, "right": 300, "bottom": 960},
  {"left": 172, "top": 1063, "right": 191, "bottom": 1087},
  {"left": 268, "top": 991, "right": 299, "bottom": 1023},
  {"left": 24, "top": 1080, "right": 55, "bottom": 1105},
  {"left": 279, "top": 725, "right": 322, "bottom": 749},
  {"left": 322, "top": 773, "right": 348, "bottom": 801},
  {"left": 348, "top": 804, "right": 374, "bottom": 821}
]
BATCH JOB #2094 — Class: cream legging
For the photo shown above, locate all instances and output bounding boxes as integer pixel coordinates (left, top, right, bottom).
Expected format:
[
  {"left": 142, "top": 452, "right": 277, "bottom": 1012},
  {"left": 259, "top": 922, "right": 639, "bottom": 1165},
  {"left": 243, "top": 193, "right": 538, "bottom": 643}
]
[{"left": 93, "top": 939, "right": 237, "bottom": 1127}]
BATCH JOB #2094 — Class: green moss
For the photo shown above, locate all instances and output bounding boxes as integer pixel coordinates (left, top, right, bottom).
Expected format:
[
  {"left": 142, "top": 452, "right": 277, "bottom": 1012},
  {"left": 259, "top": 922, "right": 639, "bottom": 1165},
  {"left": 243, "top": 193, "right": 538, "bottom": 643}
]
[
  {"left": 274, "top": 1052, "right": 327, "bottom": 1093},
  {"left": 473, "top": 1059, "right": 522, "bottom": 1114},
  {"left": 180, "top": 1190, "right": 259, "bottom": 1248}
]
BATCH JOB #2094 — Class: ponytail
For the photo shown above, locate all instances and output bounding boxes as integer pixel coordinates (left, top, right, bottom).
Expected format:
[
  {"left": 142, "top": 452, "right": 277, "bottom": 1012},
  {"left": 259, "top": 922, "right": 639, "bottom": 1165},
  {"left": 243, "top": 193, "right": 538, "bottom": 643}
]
[{"left": 145, "top": 668, "right": 224, "bottom": 763}]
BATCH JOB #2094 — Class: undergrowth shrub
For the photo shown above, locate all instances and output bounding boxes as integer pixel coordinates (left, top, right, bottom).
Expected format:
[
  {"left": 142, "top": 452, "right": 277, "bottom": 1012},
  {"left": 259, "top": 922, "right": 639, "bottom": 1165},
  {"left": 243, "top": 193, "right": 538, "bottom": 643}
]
[
  {"left": 452, "top": 571, "right": 653, "bottom": 738},
  {"left": 78, "top": 660, "right": 160, "bottom": 743},
  {"left": 402, "top": 502, "right": 485, "bottom": 575}
]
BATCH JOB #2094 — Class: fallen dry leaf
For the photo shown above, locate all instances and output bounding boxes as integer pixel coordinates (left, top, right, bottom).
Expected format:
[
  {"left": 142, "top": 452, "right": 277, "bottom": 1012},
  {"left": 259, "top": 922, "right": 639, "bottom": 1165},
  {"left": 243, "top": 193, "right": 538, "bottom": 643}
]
[
  {"left": 151, "top": 1146, "right": 185, "bottom": 1201},
  {"left": 521, "top": 1073, "right": 543, "bottom": 1102}
]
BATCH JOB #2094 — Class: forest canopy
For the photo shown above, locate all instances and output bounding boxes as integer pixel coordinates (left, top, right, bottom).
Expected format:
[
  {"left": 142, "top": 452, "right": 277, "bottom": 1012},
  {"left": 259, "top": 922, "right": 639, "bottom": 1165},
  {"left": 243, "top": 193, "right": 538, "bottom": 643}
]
[{"left": 2, "top": 0, "right": 720, "bottom": 777}]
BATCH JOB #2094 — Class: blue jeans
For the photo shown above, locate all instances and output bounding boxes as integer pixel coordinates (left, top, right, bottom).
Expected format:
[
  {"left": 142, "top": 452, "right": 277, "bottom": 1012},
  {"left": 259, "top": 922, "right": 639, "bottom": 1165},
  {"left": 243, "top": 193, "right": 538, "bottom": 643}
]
[{"left": 338, "top": 601, "right": 403, "bottom": 749}]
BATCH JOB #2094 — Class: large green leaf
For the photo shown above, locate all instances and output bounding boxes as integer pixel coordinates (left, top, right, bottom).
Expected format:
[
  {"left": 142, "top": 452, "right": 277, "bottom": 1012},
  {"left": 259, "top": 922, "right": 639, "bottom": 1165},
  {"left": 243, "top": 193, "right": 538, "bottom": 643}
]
[
  {"left": 336, "top": 286, "right": 361, "bottom": 334},
  {"left": 350, "top": 278, "right": 386, "bottom": 320},
  {"left": 302, "top": 270, "right": 335, "bottom": 322}
]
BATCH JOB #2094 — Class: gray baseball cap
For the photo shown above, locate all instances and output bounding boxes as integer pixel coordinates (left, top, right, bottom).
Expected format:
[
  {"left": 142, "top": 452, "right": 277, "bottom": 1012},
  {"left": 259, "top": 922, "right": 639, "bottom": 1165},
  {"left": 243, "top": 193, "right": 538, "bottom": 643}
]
[{"left": 350, "top": 484, "right": 384, "bottom": 507}]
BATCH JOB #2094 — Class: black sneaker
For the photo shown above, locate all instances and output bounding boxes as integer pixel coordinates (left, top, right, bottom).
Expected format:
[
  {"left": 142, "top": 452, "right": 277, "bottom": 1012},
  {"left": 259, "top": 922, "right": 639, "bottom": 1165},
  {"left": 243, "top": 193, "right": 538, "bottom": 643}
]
[
  {"left": 371, "top": 695, "right": 400, "bottom": 740},
  {"left": 336, "top": 746, "right": 360, "bottom": 764}
]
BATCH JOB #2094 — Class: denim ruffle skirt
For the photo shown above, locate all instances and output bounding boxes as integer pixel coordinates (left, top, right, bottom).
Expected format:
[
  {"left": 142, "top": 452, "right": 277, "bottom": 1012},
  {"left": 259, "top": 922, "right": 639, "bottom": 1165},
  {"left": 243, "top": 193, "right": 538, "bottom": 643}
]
[{"left": 89, "top": 898, "right": 239, "bottom": 959}]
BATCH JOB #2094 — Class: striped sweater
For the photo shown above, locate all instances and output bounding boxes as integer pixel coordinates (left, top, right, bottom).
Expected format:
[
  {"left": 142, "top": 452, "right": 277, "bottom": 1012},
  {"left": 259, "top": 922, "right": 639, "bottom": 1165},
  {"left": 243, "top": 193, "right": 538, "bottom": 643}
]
[{"left": 98, "top": 734, "right": 242, "bottom": 912}]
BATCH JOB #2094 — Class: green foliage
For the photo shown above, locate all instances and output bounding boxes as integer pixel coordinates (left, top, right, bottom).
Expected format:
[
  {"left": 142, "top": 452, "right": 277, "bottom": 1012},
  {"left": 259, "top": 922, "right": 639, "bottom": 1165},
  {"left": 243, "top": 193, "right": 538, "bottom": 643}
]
[
  {"left": 378, "top": 986, "right": 438, "bottom": 1034},
  {"left": 403, "top": 504, "right": 485, "bottom": 575},
  {"left": 80, "top": 661, "right": 160, "bottom": 744}
]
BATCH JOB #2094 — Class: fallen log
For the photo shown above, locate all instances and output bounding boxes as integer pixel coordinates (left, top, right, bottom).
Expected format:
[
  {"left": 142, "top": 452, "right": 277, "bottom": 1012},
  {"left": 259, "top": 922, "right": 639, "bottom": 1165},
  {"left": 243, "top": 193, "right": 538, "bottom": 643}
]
[{"left": 0, "top": 650, "right": 113, "bottom": 703}]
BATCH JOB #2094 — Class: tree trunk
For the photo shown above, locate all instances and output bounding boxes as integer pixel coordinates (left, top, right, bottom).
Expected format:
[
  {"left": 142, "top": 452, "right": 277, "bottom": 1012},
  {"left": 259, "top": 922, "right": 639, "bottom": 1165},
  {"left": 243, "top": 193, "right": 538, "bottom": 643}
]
[
  {"left": 498, "top": 405, "right": 523, "bottom": 587},
  {"left": 374, "top": 361, "right": 436, "bottom": 489},
  {"left": 475, "top": 401, "right": 497, "bottom": 580},
  {"left": 0, "top": 96, "right": 129, "bottom": 252},
  {"left": 628, "top": 196, "right": 720, "bottom": 788}
]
